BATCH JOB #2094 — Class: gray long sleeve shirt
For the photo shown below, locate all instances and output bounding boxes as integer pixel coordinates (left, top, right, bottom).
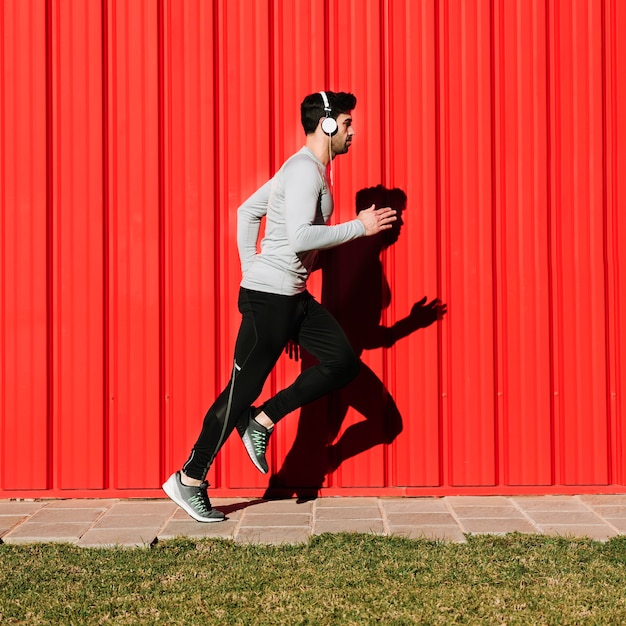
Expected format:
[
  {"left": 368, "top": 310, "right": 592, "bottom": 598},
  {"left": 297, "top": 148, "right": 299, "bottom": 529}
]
[{"left": 237, "top": 147, "right": 366, "bottom": 296}]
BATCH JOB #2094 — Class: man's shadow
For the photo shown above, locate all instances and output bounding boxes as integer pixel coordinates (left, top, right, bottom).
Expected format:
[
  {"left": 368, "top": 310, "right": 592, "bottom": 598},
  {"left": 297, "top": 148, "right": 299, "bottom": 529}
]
[{"left": 265, "top": 185, "right": 446, "bottom": 500}]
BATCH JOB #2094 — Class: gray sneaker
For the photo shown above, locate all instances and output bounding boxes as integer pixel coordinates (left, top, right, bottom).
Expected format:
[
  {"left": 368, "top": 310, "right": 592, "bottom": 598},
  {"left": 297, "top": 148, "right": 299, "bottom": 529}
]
[
  {"left": 236, "top": 409, "right": 272, "bottom": 474},
  {"left": 162, "top": 472, "right": 225, "bottom": 522}
]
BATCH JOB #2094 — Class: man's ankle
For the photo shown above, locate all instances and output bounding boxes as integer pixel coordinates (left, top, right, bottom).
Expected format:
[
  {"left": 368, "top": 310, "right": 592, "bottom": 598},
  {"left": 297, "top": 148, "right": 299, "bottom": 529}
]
[
  {"left": 254, "top": 411, "right": 275, "bottom": 431},
  {"left": 180, "top": 472, "right": 203, "bottom": 487}
]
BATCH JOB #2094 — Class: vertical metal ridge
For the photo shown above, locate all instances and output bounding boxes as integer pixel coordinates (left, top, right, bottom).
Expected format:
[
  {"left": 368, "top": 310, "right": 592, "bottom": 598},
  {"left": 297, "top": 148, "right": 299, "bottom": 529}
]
[
  {"left": 611, "top": 0, "right": 625, "bottom": 485},
  {"left": 268, "top": 0, "right": 276, "bottom": 173},
  {"left": 613, "top": 0, "right": 624, "bottom": 484},
  {"left": 380, "top": 0, "right": 390, "bottom": 187},
  {"left": 433, "top": 0, "right": 444, "bottom": 487},
  {"left": 101, "top": 0, "right": 111, "bottom": 490},
  {"left": 160, "top": 0, "right": 173, "bottom": 480},
  {"left": 380, "top": 0, "right": 389, "bottom": 487},
  {"left": 549, "top": 0, "right": 562, "bottom": 437},
  {"left": 323, "top": 0, "right": 330, "bottom": 88},
  {"left": 434, "top": 0, "right": 447, "bottom": 487},
  {"left": 157, "top": 0, "right": 166, "bottom": 484},
  {"left": 379, "top": 0, "right": 391, "bottom": 485},
  {"left": 211, "top": 0, "right": 222, "bottom": 486},
  {"left": 489, "top": 0, "right": 500, "bottom": 487},
  {"left": 0, "top": 1, "right": 5, "bottom": 489},
  {"left": 602, "top": 0, "right": 624, "bottom": 485},
  {"left": 45, "top": 0, "right": 54, "bottom": 490},
  {"left": 107, "top": 0, "right": 118, "bottom": 491},
  {"left": 600, "top": 0, "right": 612, "bottom": 484},
  {"left": 545, "top": 0, "right": 557, "bottom": 486}
]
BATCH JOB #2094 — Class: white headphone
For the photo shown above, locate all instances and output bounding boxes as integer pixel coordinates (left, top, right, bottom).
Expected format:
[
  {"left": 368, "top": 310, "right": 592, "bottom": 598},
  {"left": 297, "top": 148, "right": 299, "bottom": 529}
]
[{"left": 319, "top": 91, "right": 338, "bottom": 136}]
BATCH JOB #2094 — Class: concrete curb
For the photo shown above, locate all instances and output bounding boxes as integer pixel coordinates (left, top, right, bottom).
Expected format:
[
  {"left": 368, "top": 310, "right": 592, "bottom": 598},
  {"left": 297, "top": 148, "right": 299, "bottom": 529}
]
[{"left": 2, "top": 495, "right": 625, "bottom": 547}]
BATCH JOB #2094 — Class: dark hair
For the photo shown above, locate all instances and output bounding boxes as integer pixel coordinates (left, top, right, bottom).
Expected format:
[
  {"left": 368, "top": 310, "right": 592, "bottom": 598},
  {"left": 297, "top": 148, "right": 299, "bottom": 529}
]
[
  {"left": 355, "top": 185, "right": 407, "bottom": 214},
  {"left": 300, "top": 91, "right": 357, "bottom": 135}
]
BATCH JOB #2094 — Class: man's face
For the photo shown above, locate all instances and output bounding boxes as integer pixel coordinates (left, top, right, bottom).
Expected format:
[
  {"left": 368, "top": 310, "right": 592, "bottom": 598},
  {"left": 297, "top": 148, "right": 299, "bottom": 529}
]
[{"left": 330, "top": 112, "right": 354, "bottom": 156}]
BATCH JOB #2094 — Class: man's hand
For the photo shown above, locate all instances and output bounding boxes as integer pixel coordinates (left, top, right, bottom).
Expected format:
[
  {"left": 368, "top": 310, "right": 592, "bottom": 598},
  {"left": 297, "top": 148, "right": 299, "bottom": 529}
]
[{"left": 357, "top": 204, "right": 397, "bottom": 236}]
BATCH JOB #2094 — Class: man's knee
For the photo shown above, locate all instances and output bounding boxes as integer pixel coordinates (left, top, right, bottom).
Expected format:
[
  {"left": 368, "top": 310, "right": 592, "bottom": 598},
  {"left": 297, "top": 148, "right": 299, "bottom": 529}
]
[{"left": 332, "top": 350, "right": 360, "bottom": 386}]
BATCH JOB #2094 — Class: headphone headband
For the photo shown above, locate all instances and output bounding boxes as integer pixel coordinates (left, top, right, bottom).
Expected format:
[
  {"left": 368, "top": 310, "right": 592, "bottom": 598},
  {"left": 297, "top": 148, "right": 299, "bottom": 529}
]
[
  {"left": 319, "top": 90, "right": 331, "bottom": 113},
  {"left": 319, "top": 91, "right": 338, "bottom": 136}
]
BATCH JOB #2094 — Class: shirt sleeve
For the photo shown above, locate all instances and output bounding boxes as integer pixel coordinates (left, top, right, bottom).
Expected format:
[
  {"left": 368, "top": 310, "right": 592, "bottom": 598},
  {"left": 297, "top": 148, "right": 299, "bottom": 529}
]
[
  {"left": 237, "top": 180, "right": 272, "bottom": 272},
  {"left": 283, "top": 159, "right": 366, "bottom": 253}
]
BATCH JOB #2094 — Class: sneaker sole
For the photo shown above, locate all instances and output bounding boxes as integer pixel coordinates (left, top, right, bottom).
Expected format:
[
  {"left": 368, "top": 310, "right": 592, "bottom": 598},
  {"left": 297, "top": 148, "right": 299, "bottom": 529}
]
[
  {"left": 162, "top": 477, "right": 225, "bottom": 523},
  {"left": 241, "top": 432, "right": 268, "bottom": 474}
]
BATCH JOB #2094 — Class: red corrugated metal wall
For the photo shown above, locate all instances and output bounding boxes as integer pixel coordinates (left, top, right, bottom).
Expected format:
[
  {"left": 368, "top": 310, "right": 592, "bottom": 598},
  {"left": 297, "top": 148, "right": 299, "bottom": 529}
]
[{"left": 1, "top": 0, "right": 625, "bottom": 498}]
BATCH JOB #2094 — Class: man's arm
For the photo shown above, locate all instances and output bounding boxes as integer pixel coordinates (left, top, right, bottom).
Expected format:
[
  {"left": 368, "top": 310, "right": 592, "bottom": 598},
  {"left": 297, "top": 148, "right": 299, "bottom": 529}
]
[
  {"left": 237, "top": 180, "right": 272, "bottom": 272},
  {"left": 283, "top": 160, "right": 366, "bottom": 253},
  {"left": 283, "top": 159, "right": 397, "bottom": 253}
]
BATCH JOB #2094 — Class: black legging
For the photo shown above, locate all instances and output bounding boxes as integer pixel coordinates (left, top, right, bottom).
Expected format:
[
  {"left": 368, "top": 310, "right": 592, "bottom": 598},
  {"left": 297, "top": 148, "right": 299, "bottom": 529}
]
[{"left": 183, "top": 287, "right": 360, "bottom": 480}]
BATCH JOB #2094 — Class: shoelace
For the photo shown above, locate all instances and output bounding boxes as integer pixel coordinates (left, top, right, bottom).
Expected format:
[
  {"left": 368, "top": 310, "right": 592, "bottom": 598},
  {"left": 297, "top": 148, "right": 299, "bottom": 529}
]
[
  {"left": 251, "top": 430, "right": 268, "bottom": 454},
  {"left": 188, "top": 488, "right": 212, "bottom": 515}
]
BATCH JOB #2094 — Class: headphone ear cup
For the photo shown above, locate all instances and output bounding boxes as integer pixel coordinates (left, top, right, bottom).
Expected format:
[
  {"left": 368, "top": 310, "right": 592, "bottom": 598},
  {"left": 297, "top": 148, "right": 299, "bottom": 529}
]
[{"left": 321, "top": 116, "right": 338, "bottom": 136}]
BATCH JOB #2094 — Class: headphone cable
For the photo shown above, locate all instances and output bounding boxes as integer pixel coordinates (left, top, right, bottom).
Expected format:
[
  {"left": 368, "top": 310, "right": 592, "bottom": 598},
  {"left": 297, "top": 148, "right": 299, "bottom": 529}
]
[{"left": 328, "top": 135, "right": 333, "bottom": 188}]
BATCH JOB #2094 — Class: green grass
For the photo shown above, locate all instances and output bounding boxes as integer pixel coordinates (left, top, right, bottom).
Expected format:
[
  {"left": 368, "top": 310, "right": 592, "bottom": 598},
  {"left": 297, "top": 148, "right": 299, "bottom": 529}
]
[{"left": 2, "top": 533, "right": 626, "bottom": 624}]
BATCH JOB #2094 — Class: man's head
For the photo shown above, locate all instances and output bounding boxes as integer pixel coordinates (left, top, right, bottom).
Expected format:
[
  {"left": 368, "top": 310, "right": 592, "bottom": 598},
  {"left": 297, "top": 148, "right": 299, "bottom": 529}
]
[
  {"left": 301, "top": 91, "right": 356, "bottom": 157},
  {"left": 301, "top": 91, "right": 357, "bottom": 134}
]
